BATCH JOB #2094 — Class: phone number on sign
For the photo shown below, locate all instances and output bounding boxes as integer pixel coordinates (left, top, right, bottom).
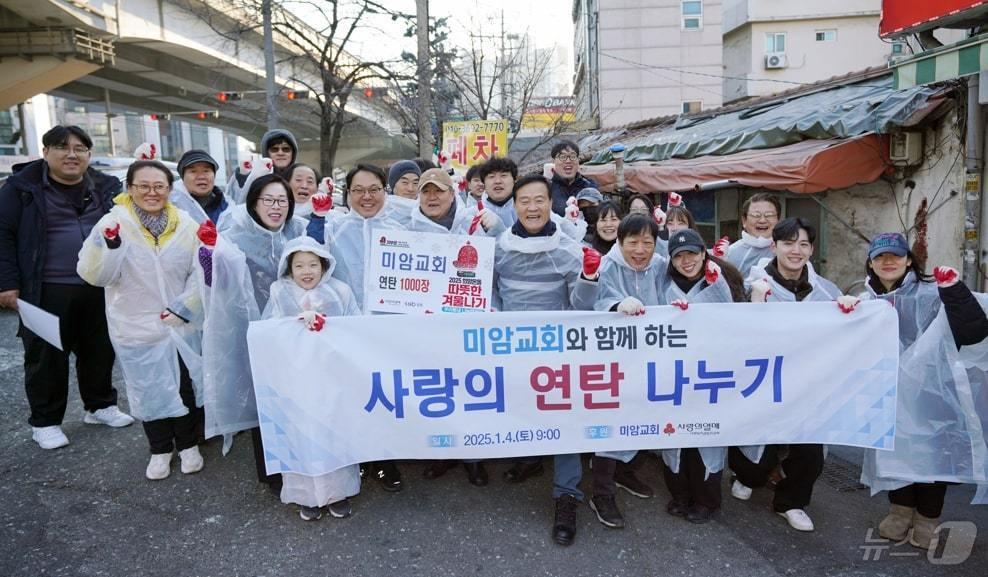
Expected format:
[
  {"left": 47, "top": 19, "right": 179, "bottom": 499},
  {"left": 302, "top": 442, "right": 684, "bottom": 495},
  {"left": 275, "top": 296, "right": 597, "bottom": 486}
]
[{"left": 463, "top": 428, "right": 561, "bottom": 446}]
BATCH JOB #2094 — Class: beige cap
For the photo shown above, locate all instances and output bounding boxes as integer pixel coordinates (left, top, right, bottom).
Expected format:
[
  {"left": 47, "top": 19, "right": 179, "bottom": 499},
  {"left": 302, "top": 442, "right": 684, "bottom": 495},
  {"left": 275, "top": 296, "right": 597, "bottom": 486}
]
[{"left": 418, "top": 168, "right": 453, "bottom": 192}]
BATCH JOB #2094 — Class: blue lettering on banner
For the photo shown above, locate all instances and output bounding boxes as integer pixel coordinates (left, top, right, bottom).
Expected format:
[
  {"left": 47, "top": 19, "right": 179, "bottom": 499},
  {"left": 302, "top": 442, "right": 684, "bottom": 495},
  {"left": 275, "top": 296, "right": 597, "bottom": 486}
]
[
  {"left": 428, "top": 434, "right": 455, "bottom": 447},
  {"left": 584, "top": 425, "right": 612, "bottom": 439},
  {"left": 646, "top": 357, "right": 785, "bottom": 406},
  {"left": 366, "top": 367, "right": 506, "bottom": 420},
  {"left": 742, "top": 356, "right": 784, "bottom": 402}
]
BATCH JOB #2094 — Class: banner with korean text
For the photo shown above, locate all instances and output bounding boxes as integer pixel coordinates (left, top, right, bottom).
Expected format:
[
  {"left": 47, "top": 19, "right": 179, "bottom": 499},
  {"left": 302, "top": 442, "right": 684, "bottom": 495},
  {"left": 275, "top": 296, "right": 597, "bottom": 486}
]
[
  {"left": 442, "top": 120, "right": 509, "bottom": 171},
  {"left": 247, "top": 301, "right": 899, "bottom": 476},
  {"left": 367, "top": 230, "right": 495, "bottom": 314}
]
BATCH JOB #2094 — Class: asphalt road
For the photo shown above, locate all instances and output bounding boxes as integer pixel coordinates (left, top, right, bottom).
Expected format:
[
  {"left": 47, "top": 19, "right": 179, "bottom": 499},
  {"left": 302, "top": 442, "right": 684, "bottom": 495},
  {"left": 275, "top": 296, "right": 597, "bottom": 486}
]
[{"left": 0, "top": 309, "right": 985, "bottom": 577}]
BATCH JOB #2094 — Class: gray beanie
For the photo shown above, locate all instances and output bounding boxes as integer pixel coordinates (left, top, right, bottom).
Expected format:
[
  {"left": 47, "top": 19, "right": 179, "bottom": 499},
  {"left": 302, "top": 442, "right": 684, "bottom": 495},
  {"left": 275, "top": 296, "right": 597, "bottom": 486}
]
[{"left": 388, "top": 160, "right": 421, "bottom": 192}]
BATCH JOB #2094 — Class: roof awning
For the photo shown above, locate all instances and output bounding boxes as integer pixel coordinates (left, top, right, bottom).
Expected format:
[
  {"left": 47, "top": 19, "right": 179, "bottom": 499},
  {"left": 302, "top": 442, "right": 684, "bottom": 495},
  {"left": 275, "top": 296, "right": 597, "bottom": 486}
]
[
  {"left": 580, "top": 134, "right": 890, "bottom": 195},
  {"left": 892, "top": 32, "right": 988, "bottom": 90}
]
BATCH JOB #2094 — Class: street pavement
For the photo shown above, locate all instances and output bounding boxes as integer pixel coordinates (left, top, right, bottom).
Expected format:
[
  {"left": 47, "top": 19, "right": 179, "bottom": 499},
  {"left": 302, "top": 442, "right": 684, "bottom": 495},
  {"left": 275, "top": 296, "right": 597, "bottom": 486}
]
[{"left": 0, "top": 309, "right": 985, "bottom": 577}]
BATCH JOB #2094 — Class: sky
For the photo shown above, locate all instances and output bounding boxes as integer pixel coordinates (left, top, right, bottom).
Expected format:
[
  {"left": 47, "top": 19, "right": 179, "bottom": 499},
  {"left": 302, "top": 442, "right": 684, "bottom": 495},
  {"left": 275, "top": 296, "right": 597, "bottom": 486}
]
[{"left": 344, "top": 0, "right": 574, "bottom": 64}]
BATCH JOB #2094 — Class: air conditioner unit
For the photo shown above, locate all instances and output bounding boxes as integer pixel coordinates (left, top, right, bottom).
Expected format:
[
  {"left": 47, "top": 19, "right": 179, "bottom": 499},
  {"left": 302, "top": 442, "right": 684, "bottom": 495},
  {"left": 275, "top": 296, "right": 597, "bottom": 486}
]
[
  {"left": 890, "top": 132, "right": 922, "bottom": 166},
  {"left": 764, "top": 53, "right": 788, "bottom": 69}
]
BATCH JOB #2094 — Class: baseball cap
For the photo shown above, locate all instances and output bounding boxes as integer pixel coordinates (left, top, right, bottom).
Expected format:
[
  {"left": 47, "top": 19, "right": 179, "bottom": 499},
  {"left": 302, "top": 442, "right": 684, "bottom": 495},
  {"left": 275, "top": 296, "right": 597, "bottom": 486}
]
[
  {"left": 868, "top": 232, "right": 909, "bottom": 260},
  {"left": 418, "top": 168, "right": 453, "bottom": 192},
  {"left": 668, "top": 228, "right": 706, "bottom": 257},
  {"left": 575, "top": 187, "right": 604, "bottom": 204}
]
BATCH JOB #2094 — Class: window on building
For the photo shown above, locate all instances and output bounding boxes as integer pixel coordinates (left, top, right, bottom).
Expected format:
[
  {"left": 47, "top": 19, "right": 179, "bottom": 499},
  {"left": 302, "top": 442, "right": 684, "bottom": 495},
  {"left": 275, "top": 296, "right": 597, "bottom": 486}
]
[
  {"left": 682, "top": 1, "right": 702, "bottom": 30},
  {"left": 891, "top": 42, "right": 905, "bottom": 55},
  {"left": 815, "top": 29, "right": 837, "bottom": 42},
  {"left": 682, "top": 101, "right": 703, "bottom": 114},
  {"left": 765, "top": 32, "right": 786, "bottom": 54}
]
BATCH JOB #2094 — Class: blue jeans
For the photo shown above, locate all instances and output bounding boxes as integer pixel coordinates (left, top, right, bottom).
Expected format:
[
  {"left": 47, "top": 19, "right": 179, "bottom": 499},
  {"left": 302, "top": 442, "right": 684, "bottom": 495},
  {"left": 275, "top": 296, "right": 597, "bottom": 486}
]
[{"left": 552, "top": 453, "right": 584, "bottom": 500}]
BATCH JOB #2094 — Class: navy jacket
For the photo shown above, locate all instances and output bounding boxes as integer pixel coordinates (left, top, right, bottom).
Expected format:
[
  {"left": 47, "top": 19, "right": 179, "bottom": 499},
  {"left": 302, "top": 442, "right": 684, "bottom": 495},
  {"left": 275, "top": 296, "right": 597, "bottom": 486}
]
[
  {"left": 549, "top": 173, "right": 597, "bottom": 217},
  {"left": 0, "top": 160, "right": 120, "bottom": 305}
]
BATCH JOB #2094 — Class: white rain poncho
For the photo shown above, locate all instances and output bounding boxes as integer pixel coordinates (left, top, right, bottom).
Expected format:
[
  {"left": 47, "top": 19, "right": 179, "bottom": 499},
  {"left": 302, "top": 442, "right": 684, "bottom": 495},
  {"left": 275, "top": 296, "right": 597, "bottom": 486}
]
[
  {"left": 594, "top": 243, "right": 669, "bottom": 312},
  {"left": 492, "top": 223, "right": 599, "bottom": 312},
  {"left": 593, "top": 244, "right": 668, "bottom": 463},
  {"left": 383, "top": 195, "right": 418, "bottom": 227},
  {"left": 77, "top": 196, "right": 202, "bottom": 421},
  {"left": 737, "top": 258, "right": 843, "bottom": 464},
  {"left": 217, "top": 204, "right": 307, "bottom": 312},
  {"left": 659, "top": 261, "right": 734, "bottom": 478},
  {"left": 859, "top": 274, "right": 988, "bottom": 503},
  {"left": 407, "top": 203, "right": 506, "bottom": 237},
  {"left": 170, "top": 180, "right": 233, "bottom": 225},
  {"left": 727, "top": 232, "right": 774, "bottom": 276},
  {"left": 198, "top": 233, "right": 260, "bottom": 450},
  {"left": 325, "top": 208, "right": 405, "bottom": 312},
  {"left": 260, "top": 236, "right": 361, "bottom": 507},
  {"left": 479, "top": 193, "right": 587, "bottom": 241}
]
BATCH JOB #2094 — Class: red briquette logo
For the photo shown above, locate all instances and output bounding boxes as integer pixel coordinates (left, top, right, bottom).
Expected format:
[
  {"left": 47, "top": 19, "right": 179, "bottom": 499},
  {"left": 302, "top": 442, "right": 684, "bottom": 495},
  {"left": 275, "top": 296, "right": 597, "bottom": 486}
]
[
  {"left": 453, "top": 241, "right": 479, "bottom": 270},
  {"left": 663, "top": 423, "right": 676, "bottom": 435},
  {"left": 379, "top": 236, "right": 387, "bottom": 244}
]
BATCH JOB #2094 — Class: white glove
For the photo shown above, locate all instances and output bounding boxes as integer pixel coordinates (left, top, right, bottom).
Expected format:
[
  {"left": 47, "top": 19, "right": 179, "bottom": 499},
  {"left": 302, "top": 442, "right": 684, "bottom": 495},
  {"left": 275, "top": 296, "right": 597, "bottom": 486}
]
[
  {"left": 617, "top": 296, "right": 645, "bottom": 316},
  {"left": 565, "top": 198, "right": 581, "bottom": 222},
  {"left": 749, "top": 278, "right": 772, "bottom": 303},
  {"left": 298, "top": 310, "right": 326, "bottom": 332},
  {"left": 160, "top": 310, "right": 186, "bottom": 327},
  {"left": 478, "top": 209, "right": 500, "bottom": 232},
  {"left": 836, "top": 295, "right": 861, "bottom": 314},
  {"left": 133, "top": 142, "right": 157, "bottom": 161},
  {"left": 652, "top": 207, "right": 666, "bottom": 229}
]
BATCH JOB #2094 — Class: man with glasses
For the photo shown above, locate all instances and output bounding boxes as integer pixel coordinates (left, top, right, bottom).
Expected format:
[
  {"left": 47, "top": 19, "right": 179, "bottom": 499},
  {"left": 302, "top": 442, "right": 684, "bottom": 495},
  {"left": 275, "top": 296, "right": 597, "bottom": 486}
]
[
  {"left": 549, "top": 141, "right": 597, "bottom": 217},
  {"left": 726, "top": 193, "right": 782, "bottom": 276},
  {"left": 0, "top": 125, "right": 134, "bottom": 450}
]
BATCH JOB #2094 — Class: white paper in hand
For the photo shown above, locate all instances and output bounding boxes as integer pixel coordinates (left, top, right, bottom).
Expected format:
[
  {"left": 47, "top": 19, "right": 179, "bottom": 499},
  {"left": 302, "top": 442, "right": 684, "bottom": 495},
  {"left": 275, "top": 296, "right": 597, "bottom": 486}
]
[{"left": 16, "top": 299, "right": 63, "bottom": 351}]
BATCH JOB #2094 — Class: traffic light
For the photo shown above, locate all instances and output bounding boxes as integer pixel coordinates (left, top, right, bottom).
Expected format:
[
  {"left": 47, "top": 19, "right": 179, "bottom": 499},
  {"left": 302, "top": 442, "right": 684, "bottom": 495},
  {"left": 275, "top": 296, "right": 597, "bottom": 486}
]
[
  {"left": 285, "top": 90, "right": 310, "bottom": 100},
  {"left": 362, "top": 87, "right": 388, "bottom": 99},
  {"left": 363, "top": 87, "right": 374, "bottom": 98},
  {"left": 149, "top": 113, "right": 171, "bottom": 121},
  {"left": 216, "top": 92, "right": 243, "bottom": 102},
  {"left": 196, "top": 111, "right": 220, "bottom": 120}
]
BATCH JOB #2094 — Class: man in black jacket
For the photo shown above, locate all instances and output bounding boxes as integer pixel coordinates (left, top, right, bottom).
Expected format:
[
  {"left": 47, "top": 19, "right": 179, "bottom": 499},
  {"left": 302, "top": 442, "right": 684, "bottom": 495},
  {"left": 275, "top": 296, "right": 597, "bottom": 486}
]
[
  {"left": 0, "top": 125, "right": 133, "bottom": 450},
  {"left": 548, "top": 140, "right": 597, "bottom": 217}
]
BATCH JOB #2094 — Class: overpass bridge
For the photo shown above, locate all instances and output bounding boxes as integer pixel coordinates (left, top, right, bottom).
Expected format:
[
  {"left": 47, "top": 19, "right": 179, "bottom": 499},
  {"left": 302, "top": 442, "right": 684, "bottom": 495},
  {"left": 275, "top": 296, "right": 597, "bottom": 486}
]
[{"left": 0, "top": 0, "right": 414, "bottom": 166}]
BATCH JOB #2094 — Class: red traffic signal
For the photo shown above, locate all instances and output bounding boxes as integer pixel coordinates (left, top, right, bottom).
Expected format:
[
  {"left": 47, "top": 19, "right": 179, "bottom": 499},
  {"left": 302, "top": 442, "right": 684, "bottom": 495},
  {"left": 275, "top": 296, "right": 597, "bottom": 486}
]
[
  {"left": 149, "top": 113, "right": 171, "bottom": 121},
  {"left": 285, "top": 90, "right": 309, "bottom": 100},
  {"left": 363, "top": 87, "right": 374, "bottom": 98}
]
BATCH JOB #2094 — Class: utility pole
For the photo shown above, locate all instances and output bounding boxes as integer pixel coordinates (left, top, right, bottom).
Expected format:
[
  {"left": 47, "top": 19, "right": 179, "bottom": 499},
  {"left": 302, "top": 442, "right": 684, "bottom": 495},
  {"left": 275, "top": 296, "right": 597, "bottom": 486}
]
[
  {"left": 416, "top": 0, "right": 433, "bottom": 158},
  {"left": 499, "top": 10, "right": 507, "bottom": 119},
  {"left": 263, "top": 0, "right": 279, "bottom": 130},
  {"left": 104, "top": 88, "right": 116, "bottom": 156}
]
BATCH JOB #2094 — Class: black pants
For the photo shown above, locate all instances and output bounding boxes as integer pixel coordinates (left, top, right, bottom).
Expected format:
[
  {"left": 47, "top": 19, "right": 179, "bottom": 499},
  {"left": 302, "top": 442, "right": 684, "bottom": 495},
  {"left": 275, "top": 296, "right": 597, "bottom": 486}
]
[
  {"left": 251, "top": 427, "right": 282, "bottom": 488},
  {"left": 591, "top": 452, "right": 645, "bottom": 497},
  {"left": 142, "top": 357, "right": 197, "bottom": 454},
  {"left": 729, "top": 444, "right": 824, "bottom": 512},
  {"left": 662, "top": 449, "right": 723, "bottom": 509},
  {"left": 22, "top": 283, "right": 117, "bottom": 427},
  {"left": 889, "top": 482, "right": 949, "bottom": 518}
]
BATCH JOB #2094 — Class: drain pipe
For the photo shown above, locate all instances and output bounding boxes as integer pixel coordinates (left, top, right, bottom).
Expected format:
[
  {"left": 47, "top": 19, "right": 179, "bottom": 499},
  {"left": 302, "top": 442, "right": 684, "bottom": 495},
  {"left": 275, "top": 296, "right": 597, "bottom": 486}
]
[{"left": 964, "top": 74, "right": 983, "bottom": 289}]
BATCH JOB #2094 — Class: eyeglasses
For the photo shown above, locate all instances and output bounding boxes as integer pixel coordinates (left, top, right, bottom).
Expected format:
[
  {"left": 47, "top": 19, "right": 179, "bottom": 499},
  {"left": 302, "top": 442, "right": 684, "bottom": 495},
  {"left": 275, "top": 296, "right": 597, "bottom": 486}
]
[
  {"left": 51, "top": 144, "right": 90, "bottom": 155},
  {"left": 259, "top": 196, "right": 290, "bottom": 207},
  {"left": 268, "top": 145, "right": 293, "bottom": 153},
  {"left": 350, "top": 186, "right": 384, "bottom": 197},
  {"left": 130, "top": 183, "right": 169, "bottom": 194},
  {"left": 554, "top": 153, "right": 578, "bottom": 162},
  {"left": 747, "top": 211, "right": 778, "bottom": 220}
]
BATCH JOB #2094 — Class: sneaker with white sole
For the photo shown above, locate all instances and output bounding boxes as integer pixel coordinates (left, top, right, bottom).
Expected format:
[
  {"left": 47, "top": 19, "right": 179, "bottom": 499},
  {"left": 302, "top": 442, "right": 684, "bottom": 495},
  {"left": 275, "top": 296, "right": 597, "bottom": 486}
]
[
  {"left": 146, "top": 453, "right": 172, "bottom": 480},
  {"left": 327, "top": 498, "right": 353, "bottom": 519},
  {"left": 32, "top": 426, "right": 69, "bottom": 450},
  {"left": 84, "top": 406, "right": 135, "bottom": 428},
  {"left": 777, "top": 508, "right": 814, "bottom": 532},
  {"left": 731, "top": 480, "right": 753, "bottom": 501},
  {"left": 299, "top": 506, "right": 322, "bottom": 521},
  {"left": 179, "top": 446, "right": 204, "bottom": 474}
]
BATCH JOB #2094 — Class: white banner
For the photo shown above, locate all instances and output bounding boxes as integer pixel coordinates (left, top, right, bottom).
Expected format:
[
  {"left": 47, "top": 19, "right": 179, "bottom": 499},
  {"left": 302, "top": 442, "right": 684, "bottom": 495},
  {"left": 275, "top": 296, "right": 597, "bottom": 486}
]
[
  {"left": 367, "top": 230, "right": 495, "bottom": 314},
  {"left": 247, "top": 301, "right": 899, "bottom": 476}
]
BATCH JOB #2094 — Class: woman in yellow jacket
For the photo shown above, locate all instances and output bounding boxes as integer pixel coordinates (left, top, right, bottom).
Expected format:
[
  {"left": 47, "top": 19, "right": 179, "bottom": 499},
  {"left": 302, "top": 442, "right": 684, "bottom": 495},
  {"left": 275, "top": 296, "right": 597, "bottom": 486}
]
[{"left": 77, "top": 159, "right": 203, "bottom": 480}]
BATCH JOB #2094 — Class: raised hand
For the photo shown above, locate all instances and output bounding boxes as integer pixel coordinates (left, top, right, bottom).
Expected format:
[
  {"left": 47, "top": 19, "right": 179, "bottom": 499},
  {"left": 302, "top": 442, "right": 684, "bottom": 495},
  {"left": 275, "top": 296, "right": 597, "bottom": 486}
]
[
  {"left": 565, "top": 197, "right": 581, "bottom": 222},
  {"left": 704, "top": 259, "right": 721, "bottom": 285},
  {"left": 652, "top": 206, "right": 666, "bottom": 229},
  {"left": 668, "top": 192, "right": 683, "bottom": 207},
  {"left": 103, "top": 220, "right": 121, "bottom": 249},
  {"left": 933, "top": 266, "right": 960, "bottom": 288},
  {"left": 617, "top": 296, "right": 646, "bottom": 316},
  {"left": 750, "top": 278, "right": 772, "bottom": 302},
  {"left": 311, "top": 193, "right": 333, "bottom": 217},
  {"left": 197, "top": 220, "right": 217, "bottom": 247},
  {"left": 712, "top": 236, "right": 730, "bottom": 258},
  {"left": 582, "top": 246, "right": 601, "bottom": 279}
]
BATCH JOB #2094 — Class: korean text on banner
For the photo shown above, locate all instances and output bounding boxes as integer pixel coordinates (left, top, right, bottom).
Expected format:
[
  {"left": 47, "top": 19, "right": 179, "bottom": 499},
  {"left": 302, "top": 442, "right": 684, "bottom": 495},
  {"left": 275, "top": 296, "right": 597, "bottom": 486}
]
[
  {"left": 442, "top": 120, "right": 509, "bottom": 171},
  {"left": 247, "top": 301, "right": 899, "bottom": 477},
  {"left": 368, "top": 230, "right": 495, "bottom": 314}
]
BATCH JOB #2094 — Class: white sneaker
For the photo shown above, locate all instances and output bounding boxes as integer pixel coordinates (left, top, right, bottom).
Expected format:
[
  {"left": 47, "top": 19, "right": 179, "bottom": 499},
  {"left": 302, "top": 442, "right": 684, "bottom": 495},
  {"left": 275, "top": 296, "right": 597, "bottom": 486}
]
[
  {"left": 84, "top": 406, "right": 135, "bottom": 428},
  {"left": 777, "top": 508, "right": 815, "bottom": 532},
  {"left": 731, "top": 480, "right": 753, "bottom": 501},
  {"left": 146, "top": 453, "right": 172, "bottom": 480},
  {"left": 179, "top": 446, "right": 204, "bottom": 474},
  {"left": 32, "top": 426, "right": 69, "bottom": 450}
]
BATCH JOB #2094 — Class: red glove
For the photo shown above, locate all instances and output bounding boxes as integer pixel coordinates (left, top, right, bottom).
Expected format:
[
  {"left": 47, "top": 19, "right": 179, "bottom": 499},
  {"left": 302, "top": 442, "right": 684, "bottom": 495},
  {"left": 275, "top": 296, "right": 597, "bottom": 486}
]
[
  {"left": 704, "top": 260, "right": 720, "bottom": 285},
  {"left": 469, "top": 200, "right": 484, "bottom": 235},
  {"left": 668, "top": 192, "right": 683, "bottom": 207},
  {"left": 712, "top": 236, "right": 729, "bottom": 258},
  {"left": 458, "top": 177, "right": 469, "bottom": 194},
  {"left": 652, "top": 206, "right": 666, "bottom": 228},
  {"left": 437, "top": 151, "right": 449, "bottom": 167},
  {"left": 103, "top": 221, "right": 121, "bottom": 249},
  {"left": 311, "top": 193, "right": 333, "bottom": 217},
  {"left": 565, "top": 198, "right": 581, "bottom": 222},
  {"left": 298, "top": 311, "right": 327, "bottom": 332},
  {"left": 239, "top": 158, "right": 253, "bottom": 174},
  {"left": 933, "top": 266, "right": 960, "bottom": 288},
  {"left": 582, "top": 246, "right": 601, "bottom": 278},
  {"left": 671, "top": 299, "right": 689, "bottom": 310},
  {"left": 197, "top": 220, "right": 217, "bottom": 247}
]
